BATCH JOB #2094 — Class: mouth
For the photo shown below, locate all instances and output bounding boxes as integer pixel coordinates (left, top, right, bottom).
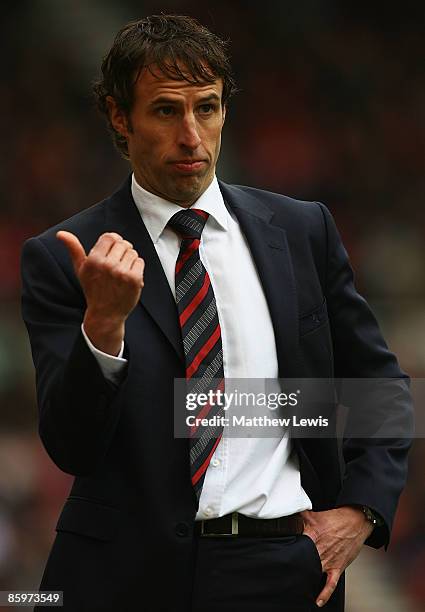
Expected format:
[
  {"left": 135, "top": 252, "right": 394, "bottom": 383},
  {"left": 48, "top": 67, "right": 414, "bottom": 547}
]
[{"left": 170, "top": 160, "right": 207, "bottom": 173}]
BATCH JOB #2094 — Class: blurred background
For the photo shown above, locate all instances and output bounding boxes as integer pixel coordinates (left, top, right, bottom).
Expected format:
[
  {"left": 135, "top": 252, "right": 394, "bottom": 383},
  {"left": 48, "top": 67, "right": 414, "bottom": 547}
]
[{"left": 1, "top": 1, "right": 424, "bottom": 610}]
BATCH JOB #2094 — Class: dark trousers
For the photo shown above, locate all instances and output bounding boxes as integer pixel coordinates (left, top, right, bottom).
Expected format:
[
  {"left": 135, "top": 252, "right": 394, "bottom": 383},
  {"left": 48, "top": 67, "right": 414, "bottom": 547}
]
[{"left": 191, "top": 534, "right": 345, "bottom": 611}]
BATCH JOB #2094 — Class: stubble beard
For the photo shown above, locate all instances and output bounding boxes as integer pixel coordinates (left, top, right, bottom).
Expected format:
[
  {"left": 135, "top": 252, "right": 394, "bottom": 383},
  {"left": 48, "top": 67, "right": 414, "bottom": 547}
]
[{"left": 170, "top": 167, "right": 214, "bottom": 207}]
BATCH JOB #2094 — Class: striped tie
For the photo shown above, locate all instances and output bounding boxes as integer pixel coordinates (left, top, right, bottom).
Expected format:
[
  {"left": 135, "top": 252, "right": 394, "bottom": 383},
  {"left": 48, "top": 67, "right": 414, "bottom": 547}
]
[{"left": 168, "top": 209, "right": 224, "bottom": 499}]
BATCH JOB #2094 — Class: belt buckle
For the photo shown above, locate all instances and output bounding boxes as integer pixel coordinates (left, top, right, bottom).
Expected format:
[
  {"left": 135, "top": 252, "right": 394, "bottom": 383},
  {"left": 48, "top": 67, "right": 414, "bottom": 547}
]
[{"left": 201, "top": 512, "right": 239, "bottom": 537}]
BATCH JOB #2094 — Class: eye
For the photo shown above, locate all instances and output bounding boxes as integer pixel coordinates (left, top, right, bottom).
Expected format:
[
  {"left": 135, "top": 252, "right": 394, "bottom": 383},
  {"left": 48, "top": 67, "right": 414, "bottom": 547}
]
[
  {"left": 157, "top": 106, "right": 175, "bottom": 117},
  {"left": 198, "top": 103, "right": 216, "bottom": 115}
]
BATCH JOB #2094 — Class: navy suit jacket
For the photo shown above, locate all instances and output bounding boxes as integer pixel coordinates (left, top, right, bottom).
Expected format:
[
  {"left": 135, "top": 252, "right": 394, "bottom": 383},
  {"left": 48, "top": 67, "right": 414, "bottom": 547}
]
[{"left": 21, "top": 177, "right": 412, "bottom": 610}]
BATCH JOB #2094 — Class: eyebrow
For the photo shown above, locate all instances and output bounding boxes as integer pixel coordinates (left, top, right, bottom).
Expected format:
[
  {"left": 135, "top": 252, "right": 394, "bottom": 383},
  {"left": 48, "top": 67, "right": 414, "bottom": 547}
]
[{"left": 150, "top": 93, "right": 221, "bottom": 106}]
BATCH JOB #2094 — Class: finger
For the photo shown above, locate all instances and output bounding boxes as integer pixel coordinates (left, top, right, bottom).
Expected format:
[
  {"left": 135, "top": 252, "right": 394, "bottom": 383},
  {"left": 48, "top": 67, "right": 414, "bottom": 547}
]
[
  {"left": 90, "top": 233, "right": 127, "bottom": 258},
  {"left": 105, "top": 240, "right": 134, "bottom": 265},
  {"left": 301, "top": 529, "right": 315, "bottom": 542},
  {"left": 302, "top": 525, "right": 320, "bottom": 547},
  {"left": 316, "top": 568, "right": 340, "bottom": 608},
  {"left": 118, "top": 249, "right": 139, "bottom": 271},
  {"left": 105, "top": 232, "right": 124, "bottom": 241},
  {"left": 300, "top": 510, "right": 316, "bottom": 533},
  {"left": 131, "top": 258, "right": 145, "bottom": 287},
  {"left": 56, "top": 231, "right": 86, "bottom": 272}
]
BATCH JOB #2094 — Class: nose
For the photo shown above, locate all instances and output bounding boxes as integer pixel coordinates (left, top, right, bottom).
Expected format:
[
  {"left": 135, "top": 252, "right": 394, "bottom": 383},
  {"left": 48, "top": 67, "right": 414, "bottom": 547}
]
[{"left": 178, "top": 113, "right": 202, "bottom": 150}]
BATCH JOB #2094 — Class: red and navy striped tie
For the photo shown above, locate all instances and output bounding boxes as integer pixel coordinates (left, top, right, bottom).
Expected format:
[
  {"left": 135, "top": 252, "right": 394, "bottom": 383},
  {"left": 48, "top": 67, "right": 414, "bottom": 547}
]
[{"left": 168, "top": 209, "right": 224, "bottom": 499}]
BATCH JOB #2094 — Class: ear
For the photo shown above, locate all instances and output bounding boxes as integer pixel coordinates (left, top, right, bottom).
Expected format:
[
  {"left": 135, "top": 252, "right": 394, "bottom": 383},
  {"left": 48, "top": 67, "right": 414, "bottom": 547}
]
[{"left": 106, "top": 95, "right": 131, "bottom": 138}]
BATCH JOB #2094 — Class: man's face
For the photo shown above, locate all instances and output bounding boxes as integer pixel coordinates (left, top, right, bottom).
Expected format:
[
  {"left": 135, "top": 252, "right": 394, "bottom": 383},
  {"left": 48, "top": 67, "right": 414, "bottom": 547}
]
[{"left": 109, "top": 65, "right": 226, "bottom": 207}]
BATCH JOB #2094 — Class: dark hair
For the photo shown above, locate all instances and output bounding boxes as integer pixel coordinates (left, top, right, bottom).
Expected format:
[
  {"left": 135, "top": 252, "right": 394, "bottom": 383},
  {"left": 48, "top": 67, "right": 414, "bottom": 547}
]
[{"left": 93, "top": 14, "right": 238, "bottom": 159}]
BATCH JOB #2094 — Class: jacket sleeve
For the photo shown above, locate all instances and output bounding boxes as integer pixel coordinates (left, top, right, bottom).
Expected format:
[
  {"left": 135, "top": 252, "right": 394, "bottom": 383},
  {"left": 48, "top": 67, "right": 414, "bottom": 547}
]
[
  {"left": 21, "top": 236, "right": 130, "bottom": 477},
  {"left": 318, "top": 203, "right": 414, "bottom": 549}
]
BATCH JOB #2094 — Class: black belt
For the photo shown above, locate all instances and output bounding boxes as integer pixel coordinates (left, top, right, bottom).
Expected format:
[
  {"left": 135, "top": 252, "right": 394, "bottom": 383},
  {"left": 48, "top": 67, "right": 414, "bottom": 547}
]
[{"left": 195, "top": 512, "right": 304, "bottom": 537}]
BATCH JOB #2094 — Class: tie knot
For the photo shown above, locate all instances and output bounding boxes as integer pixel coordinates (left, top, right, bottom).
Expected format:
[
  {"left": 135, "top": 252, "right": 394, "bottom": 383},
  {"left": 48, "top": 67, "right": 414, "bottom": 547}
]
[{"left": 168, "top": 209, "right": 209, "bottom": 240}]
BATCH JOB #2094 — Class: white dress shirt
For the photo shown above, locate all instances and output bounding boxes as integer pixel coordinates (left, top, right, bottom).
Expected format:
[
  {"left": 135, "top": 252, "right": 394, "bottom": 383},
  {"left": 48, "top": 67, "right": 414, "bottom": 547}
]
[{"left": 83, "top": 174, "right": 312, "bottom": 519}]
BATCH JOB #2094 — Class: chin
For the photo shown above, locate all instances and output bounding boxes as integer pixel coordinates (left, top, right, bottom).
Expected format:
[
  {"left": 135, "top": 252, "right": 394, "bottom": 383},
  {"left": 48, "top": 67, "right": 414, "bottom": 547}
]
[{"left": 173, "top": 177, "right": 204, "bottom": 196}]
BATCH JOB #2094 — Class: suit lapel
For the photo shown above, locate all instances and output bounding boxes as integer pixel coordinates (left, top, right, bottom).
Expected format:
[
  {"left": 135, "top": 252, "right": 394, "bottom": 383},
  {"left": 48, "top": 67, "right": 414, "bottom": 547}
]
[
  {"left": 219, "top": 181, "right": 300, "bottom": 378},
  {"left": 105, "top": 177, "right": 184, "bottom": 362}
]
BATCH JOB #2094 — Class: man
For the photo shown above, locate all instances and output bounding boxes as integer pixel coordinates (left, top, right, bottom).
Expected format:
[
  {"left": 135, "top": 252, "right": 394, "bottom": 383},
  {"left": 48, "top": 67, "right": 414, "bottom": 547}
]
[{"left": 21, "top": 14, "right": 412, "bottom": 612}]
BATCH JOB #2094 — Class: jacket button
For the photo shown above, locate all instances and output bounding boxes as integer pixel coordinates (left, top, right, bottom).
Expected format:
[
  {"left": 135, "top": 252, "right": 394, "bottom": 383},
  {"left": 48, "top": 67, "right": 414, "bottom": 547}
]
[{"left": 175, "top": 522, "right": 189, "bottom": 537}]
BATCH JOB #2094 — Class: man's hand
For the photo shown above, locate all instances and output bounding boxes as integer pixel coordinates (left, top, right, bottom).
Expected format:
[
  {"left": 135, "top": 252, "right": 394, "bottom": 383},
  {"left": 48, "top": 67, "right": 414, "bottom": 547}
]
[
  {"left": 300, "top": 506, "right": 374, "bottom": 608},
  {"left": 57, "top": 231, "right": 145, "bottom": 355}
]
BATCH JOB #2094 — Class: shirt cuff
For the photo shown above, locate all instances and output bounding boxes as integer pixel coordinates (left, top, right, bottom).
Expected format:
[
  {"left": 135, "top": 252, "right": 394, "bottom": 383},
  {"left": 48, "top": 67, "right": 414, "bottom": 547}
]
[{"left": 81, "top": 323, "right": 127, "bottom": 385}]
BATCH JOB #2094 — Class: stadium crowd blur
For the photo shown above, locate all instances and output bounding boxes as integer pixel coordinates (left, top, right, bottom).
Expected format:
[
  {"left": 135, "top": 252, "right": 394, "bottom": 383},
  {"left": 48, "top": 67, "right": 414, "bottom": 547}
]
[{"left": 1, "top": 2, "right": 424, "bottom": 610}]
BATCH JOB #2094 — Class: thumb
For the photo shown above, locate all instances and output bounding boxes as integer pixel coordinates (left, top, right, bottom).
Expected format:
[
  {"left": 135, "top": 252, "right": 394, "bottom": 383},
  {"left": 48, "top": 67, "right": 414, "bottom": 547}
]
[
  {"left": 300, "top": 511, "right": 318, "bottom": 543},
  {"left": 316, "top": 568, "right": 340, "bottom": 607},
  {"left": 56, "top": 231, "right": 86, "bottom": 273}
]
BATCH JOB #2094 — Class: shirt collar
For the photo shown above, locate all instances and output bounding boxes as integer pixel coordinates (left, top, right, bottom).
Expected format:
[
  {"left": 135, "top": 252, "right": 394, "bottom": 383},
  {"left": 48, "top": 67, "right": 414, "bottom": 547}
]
[{"left": 131, "top": 174, "right": 228, "bottom": 244}]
